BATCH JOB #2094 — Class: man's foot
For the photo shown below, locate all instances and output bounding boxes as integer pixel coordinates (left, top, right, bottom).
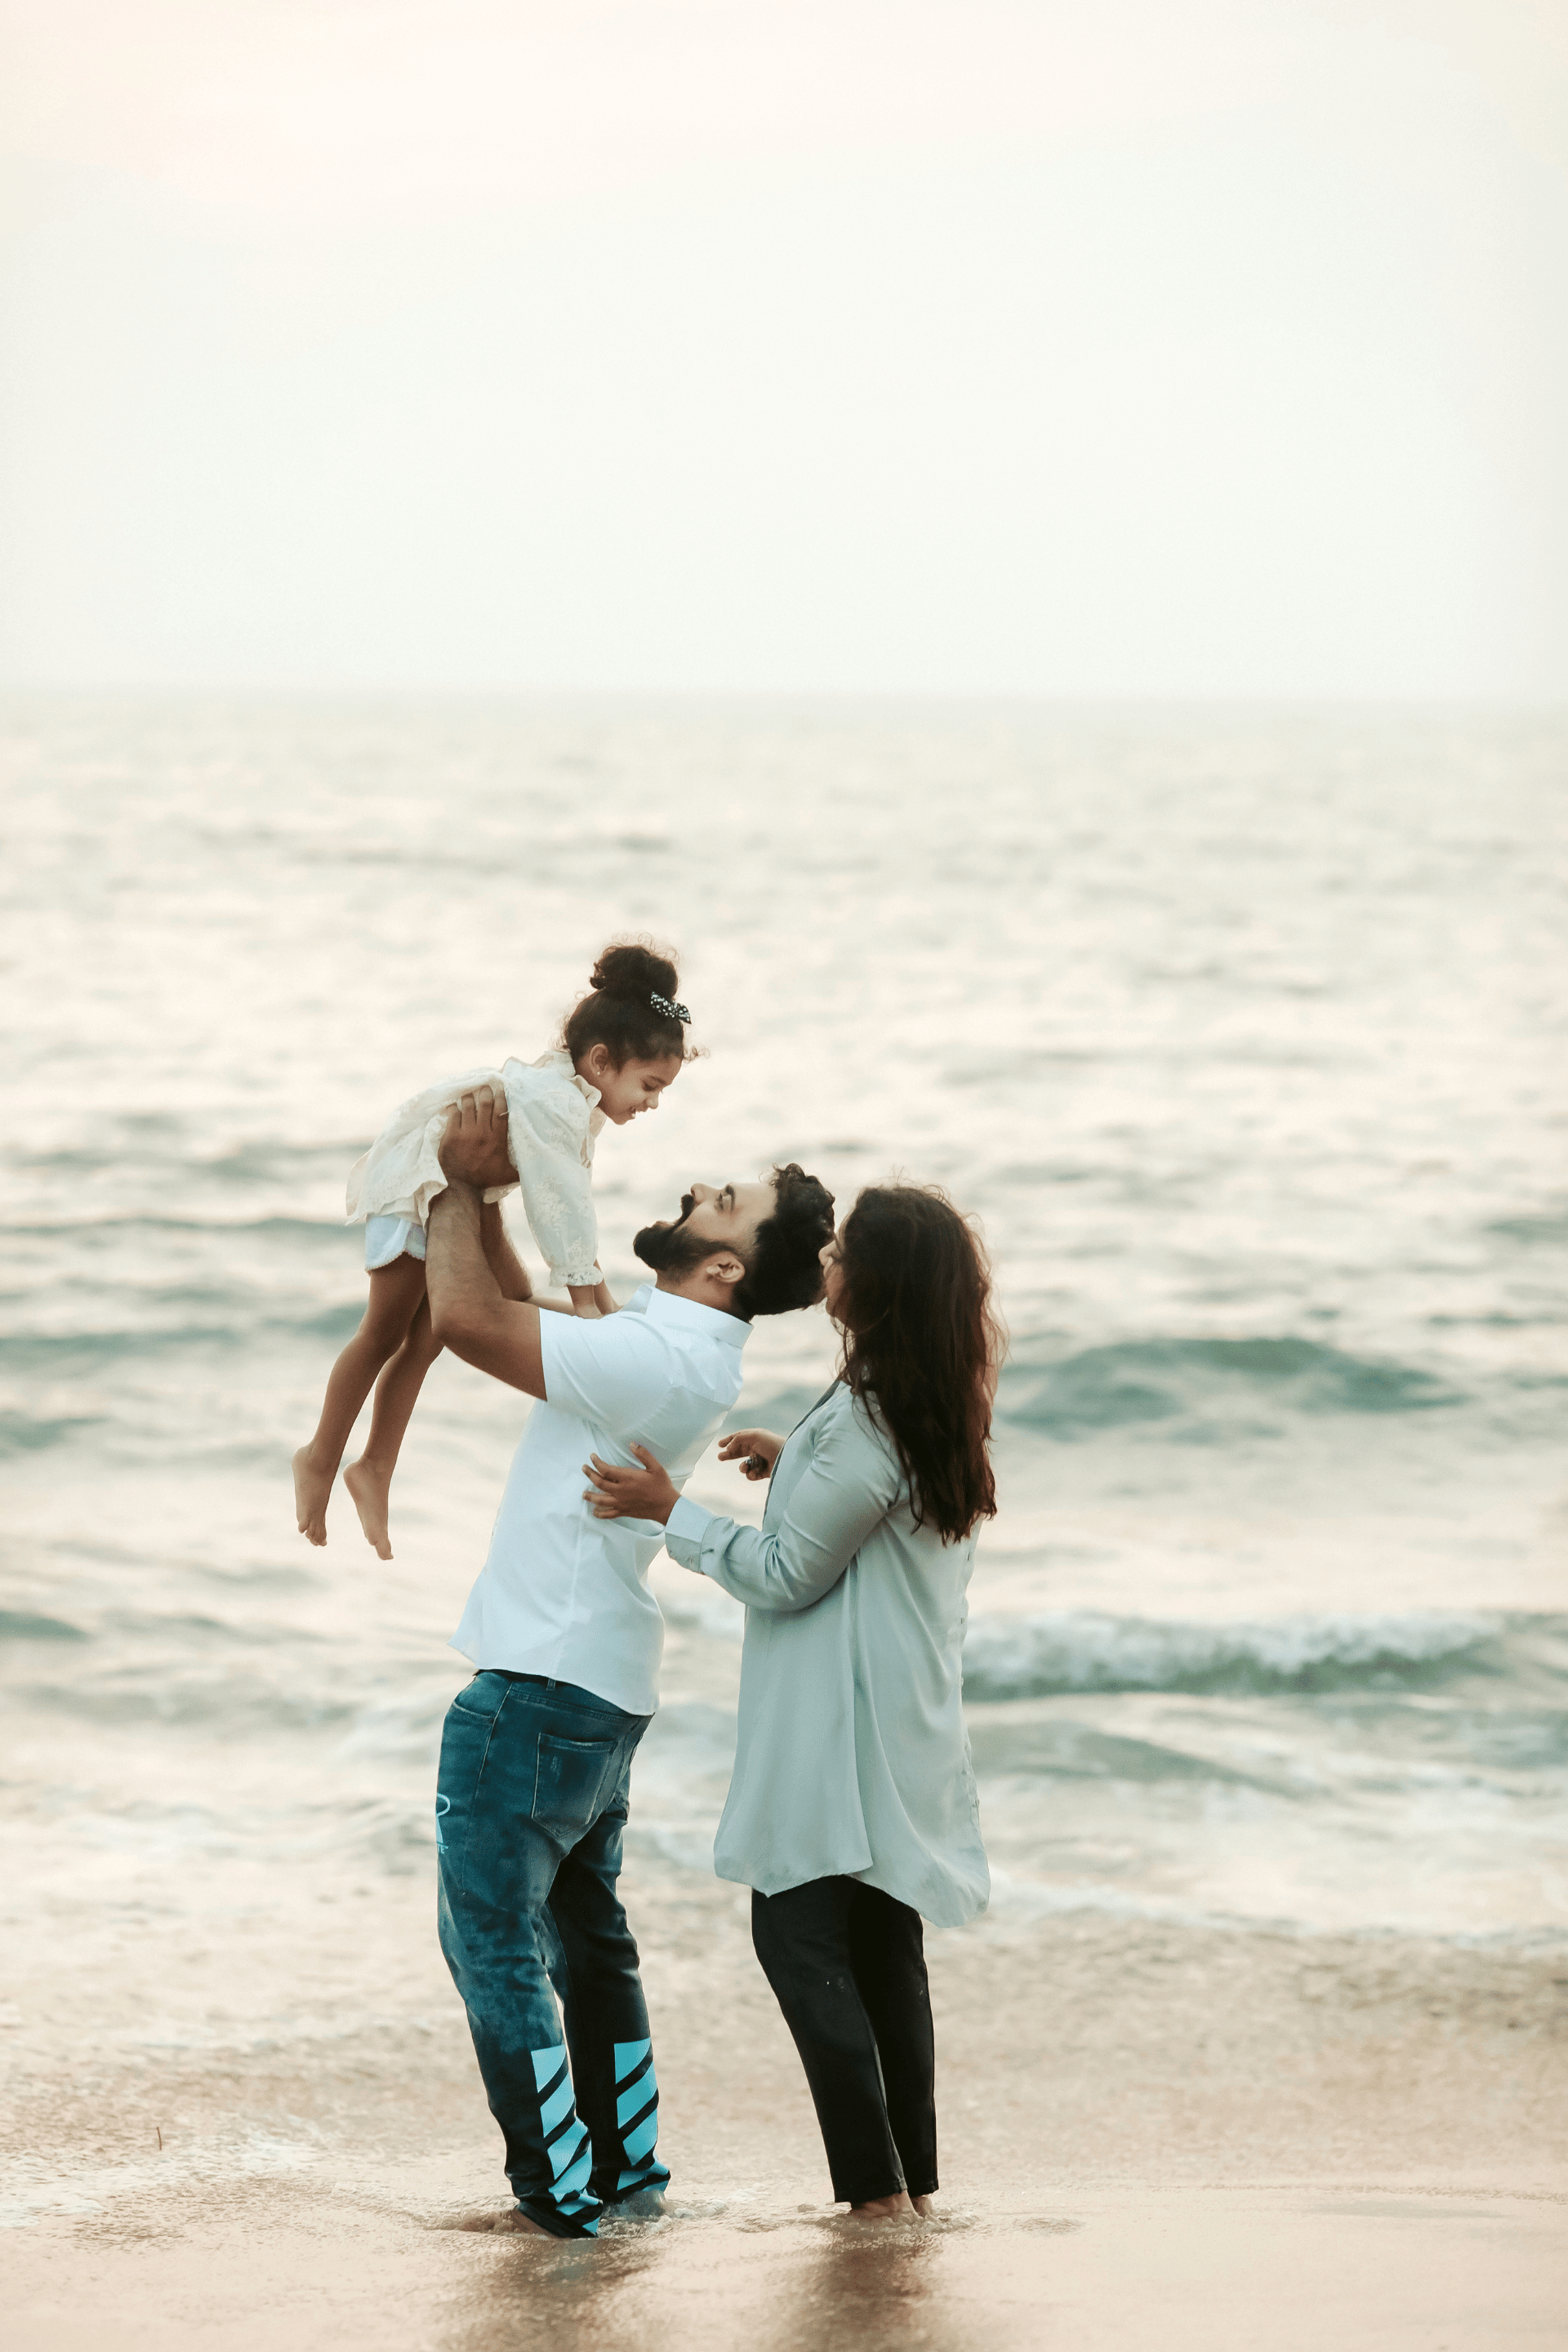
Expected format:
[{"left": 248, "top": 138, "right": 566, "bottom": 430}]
[
  {"left": 344, "top": 1457, "right": 394, "bottom": 1560},
  {"left": 608, "top": 2189, "right": 667, "bottom": 2219},
  {"left": 292, "top": 1446, "right": 334, "bottom": 1545},
  {"left": 453, "top": 2208, "right": 551, "bottom": 2235},
  {"left": 911, "top": 2194, "right": 936, "bottom": 2219},
  {"left": 846, "top": 2192, "right": 917, "bottom": 2221}
]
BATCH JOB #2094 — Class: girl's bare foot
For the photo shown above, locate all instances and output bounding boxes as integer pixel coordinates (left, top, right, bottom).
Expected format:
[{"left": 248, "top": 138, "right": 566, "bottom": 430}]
[
  {"left": 292, "top": 1445, "right": 335, "bottom": 1545},
  {"left": 847, "top": 2192, "right": 917, "bottom": 2221},
  {"left": 344, "top": 1457, "right": 394, "bottom": 1560}
]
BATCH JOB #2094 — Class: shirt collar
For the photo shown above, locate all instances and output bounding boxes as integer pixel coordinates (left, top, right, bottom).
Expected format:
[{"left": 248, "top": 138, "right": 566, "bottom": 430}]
[
  {"left": 532, "top": 1046, "right": 602, "bottom": 1116},
  {"left": 641, "top": 1284, "right": 751, "bottom": 1349}
]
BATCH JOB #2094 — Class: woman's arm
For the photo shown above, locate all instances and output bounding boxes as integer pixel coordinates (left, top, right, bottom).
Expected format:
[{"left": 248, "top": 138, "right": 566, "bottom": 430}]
[
  {"left": 716, "top": 1428, "right": 786, "bottom": 1481},
  {"left": 584, "top": 1405, "right": 898, "bottom": 1615}
]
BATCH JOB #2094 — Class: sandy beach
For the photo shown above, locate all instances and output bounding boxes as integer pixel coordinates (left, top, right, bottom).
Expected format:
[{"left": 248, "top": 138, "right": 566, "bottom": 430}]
[{"left": 7, "top": 1873, "right": 1565, "bottom": 2350}]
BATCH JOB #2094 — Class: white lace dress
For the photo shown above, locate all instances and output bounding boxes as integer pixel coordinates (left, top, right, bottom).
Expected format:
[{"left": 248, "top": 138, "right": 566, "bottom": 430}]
[{"left": 344, "top": 1051, "right": 606, "bottom": 1289}]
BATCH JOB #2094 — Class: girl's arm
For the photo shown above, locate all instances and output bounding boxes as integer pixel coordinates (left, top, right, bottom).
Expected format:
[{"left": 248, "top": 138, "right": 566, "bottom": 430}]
[
  {"left": 565, "top": 1270, "right": 618, "bottom": 1317},
  {"left": 583, "top": 1409, "right": 898, "bottom": 1615},
  {"left": 507, "top": 1080, "right": 604, "bottom": 1302}
]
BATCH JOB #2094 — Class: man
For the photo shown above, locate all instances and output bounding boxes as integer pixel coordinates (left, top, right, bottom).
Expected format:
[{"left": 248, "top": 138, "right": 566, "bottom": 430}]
[{"left": 425, "top": 1085, "right": 835, "bottom": 2238}]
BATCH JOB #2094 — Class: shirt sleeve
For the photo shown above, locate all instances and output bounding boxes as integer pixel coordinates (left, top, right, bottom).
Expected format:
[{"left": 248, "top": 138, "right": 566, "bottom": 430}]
[
  {"left": 539, "top": 1312, "right": 659, "bottom": 1438},
  {"left": 503, "top": 1074, "right": 600, "bottom": 1289},
  {"left": 662, "top": 1401, "right": 902, "bottom": 1615}
]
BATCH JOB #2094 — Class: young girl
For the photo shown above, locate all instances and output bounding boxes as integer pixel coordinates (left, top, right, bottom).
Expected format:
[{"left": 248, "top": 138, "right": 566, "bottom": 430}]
[{"left": 292, "top": 939, "right": 693, "bottom": 1561}]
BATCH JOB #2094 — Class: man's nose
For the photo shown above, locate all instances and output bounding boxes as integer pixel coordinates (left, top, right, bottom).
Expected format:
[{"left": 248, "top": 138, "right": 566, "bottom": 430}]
[{"left": 689, "top": 1182, "right": 714, "bottom": 1203}]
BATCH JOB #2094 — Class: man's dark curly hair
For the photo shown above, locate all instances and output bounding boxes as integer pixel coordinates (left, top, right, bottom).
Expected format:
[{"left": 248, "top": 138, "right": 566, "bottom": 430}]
[{"left": 730, "top": 1164, "right": 836, "bottom": 1320}]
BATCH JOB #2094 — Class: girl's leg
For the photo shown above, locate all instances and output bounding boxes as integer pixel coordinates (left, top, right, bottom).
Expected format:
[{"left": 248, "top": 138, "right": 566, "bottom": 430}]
[
  {"left": 292, "top": 1256, "right": 427, "bottom": 1544},
  {"left": 846, "top": 1884, "right": 938, "bottom": 2203},
  {"left": 750, "top": 1880, "right": 909, "bottom": 2212},
  {"left": 344, "top": 1295, "right": 443, "bottom": 1560}
]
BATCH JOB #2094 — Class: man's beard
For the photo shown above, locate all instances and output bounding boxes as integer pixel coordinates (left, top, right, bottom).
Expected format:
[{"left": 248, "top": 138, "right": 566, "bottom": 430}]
[{"left": 633, "top": 1197, "right": 717, "bottom": 1277}]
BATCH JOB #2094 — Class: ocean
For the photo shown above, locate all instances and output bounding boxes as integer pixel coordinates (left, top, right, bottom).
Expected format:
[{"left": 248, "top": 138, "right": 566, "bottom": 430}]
[{"left": 2, "top": 695, "right": 1565, "bottom": 2226}]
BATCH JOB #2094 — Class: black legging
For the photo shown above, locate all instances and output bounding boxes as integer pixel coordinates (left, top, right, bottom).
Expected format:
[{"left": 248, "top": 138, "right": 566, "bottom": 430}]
[{"left": 751, "top": 1877, "right": 937, "bottom": 2206}]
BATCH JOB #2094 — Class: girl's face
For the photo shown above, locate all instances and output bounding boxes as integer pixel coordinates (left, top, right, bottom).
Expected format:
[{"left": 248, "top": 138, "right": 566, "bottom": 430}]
[
  {"left": 819, "top": 1230, "right": 848, "bottom": 1323},
  {"left": 581, "top": 1046, "right": 683, "bottom": 1126}
]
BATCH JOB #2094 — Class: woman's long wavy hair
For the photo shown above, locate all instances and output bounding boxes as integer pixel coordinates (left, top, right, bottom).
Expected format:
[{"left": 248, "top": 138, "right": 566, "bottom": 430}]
[{"left": 835, "top": 1183, "right": 1004, "bottom": 1544}]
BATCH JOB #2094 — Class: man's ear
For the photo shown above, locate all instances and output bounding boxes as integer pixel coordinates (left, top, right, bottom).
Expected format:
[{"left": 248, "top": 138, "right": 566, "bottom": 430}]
[{"left": 706, "top": 1253, "right": 748, "bottom": 1288}]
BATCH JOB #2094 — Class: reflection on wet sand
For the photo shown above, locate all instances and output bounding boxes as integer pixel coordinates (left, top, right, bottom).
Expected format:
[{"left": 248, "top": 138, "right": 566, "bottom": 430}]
[
  {"left": 437, "top": 2211, "right": 1084, "bottom": 2352},
  {"left": 421, "top": 2194, "right": 1566, "bottom": 2352}
]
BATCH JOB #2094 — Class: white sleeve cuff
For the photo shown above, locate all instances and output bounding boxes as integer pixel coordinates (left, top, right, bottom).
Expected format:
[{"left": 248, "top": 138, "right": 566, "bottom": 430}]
[{"left": 665, "top": 1492, "right": 715, "bottom": 1567}]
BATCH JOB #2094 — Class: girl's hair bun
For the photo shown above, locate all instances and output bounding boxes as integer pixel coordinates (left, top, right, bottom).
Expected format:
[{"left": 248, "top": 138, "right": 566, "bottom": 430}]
[
  {"left": 563, "top": 935, "right": 701, "bottom": 1070},
  {"left": 589, "top": 939, "right": 680, "bottom": 1004}
]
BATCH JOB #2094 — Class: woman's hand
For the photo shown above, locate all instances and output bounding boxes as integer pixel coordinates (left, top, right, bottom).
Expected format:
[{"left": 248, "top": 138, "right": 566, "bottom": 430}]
[
  {"left": 583, "top": 1443, "right": 679, "bottom": 1523},
  {"left": 717, "top": 1429, "right": 786, "bottom": 1482}
]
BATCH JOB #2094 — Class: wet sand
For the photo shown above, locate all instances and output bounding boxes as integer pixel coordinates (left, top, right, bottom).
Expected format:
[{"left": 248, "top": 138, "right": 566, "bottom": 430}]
[
  {"left": 11, "top": 2189, "right": 1566, "bottom": 2352},
  {"left": 7, "top": 1877, "right": 1566, "bottom": 2350}
]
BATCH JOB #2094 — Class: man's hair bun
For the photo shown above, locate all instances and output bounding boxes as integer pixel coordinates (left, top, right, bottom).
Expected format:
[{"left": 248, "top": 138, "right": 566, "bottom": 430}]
[{"left": 589, "top": 940, "right": 680, "bottom": 1004}]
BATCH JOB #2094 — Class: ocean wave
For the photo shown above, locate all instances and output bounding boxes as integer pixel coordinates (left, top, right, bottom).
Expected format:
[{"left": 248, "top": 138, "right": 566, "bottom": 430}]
[
  {"left": 0, "top": 1609, "right": 87, "bottom": 1642},
  {"left": 996, "top": 1335, "right": 1466, "bottom": 1433},
  {"left": 0, "top": 1214, "right": 350, "bottom": 1243},
  {"left": 960, "top": 1609, "right": 1568, "bottom": 1701},
  {"left": 2, "top": 1138, "right": 361, "bottom": 1183},
  {"left": 1488, "top": 1207, "right": 1568, "bottom": 1248},
  {"left": 12, "top": 1673, "right": 363, "bottom": 1733},
  {"left": 964, "top": 1716, "right": 1290, "bottom": 1788},
  {"left": 0, "top": 1410, "right": 105, "bottom": 1456},
  {"left": 0, "top": 1321, "right": 1480, "bottom": 1410},
  {"left": 0, "top": 1303, "right": 365, "bottom": 1374}
]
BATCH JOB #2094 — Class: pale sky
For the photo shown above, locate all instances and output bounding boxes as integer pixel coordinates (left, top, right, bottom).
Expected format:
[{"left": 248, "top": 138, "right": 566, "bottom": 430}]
[{"left": 2, "top": 0, "right": 1566, "bottom": 696}]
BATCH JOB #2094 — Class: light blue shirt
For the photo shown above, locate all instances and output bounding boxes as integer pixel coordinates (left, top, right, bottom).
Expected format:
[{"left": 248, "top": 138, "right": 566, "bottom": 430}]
[{"left": 665, "top": 1381, "right": 990, "bottom": 1928}]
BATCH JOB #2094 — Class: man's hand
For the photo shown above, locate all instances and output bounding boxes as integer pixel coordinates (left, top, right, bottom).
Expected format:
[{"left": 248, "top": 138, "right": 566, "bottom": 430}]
[{"left": 439, "top": 1085, "right": 515, "bottom": 1193}]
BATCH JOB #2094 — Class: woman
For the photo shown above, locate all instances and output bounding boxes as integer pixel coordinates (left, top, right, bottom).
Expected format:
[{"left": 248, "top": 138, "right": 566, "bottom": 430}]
[{"left": 584, "top": 1181, "right": 1000, "bottom": 2221}]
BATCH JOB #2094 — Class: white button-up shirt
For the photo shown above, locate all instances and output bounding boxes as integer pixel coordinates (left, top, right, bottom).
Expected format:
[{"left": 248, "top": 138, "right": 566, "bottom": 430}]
[{"left": 449, "top": 1284, "right": 751, "bottom": 1714}]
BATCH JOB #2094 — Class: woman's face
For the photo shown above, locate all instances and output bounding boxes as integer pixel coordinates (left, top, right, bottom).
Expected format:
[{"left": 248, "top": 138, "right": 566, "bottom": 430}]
[{"left": 819, "top": 1231, "right": 848, "bottom": 1324}]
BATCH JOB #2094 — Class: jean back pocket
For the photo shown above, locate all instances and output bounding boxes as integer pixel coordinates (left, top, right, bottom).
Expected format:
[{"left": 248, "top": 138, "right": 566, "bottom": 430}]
[{"left": 531, "top": 1732, "right": 617, "bottom": 1836}]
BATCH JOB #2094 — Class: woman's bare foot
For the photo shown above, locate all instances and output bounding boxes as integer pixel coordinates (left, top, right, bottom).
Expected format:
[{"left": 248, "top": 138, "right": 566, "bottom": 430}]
[
  {"left": 343, "top": 1457, "right": 394, "bottom": 1560},
  {"left": 847, "top": 2192, "right": 917, "bottom": 2221},
  {"left": 292, "top": 1446, "right": 335, "bottom": 1545}
]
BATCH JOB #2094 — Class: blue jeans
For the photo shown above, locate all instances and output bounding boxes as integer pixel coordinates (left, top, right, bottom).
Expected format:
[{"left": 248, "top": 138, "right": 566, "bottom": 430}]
[{"left": 435, "top": 1671, "right": 666, "bottom": 2237}]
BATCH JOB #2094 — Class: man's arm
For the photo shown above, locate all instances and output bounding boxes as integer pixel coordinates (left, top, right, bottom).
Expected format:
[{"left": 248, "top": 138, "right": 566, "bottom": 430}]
[
  {"left": 426, "top": 1091, "right": 548, "bottom": 1396},
  {"left": 479, "top": 1201, "right": 532, "bottom": 1300},
  {"left": 479, "top": 1202, "right": 577, "bottom": 1315}
]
